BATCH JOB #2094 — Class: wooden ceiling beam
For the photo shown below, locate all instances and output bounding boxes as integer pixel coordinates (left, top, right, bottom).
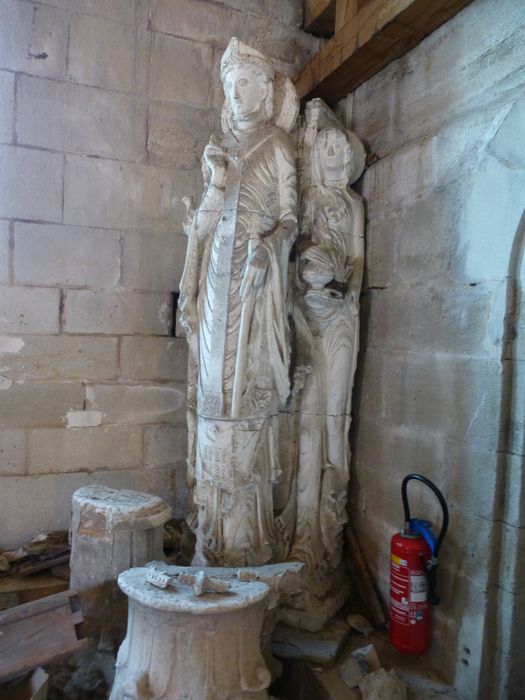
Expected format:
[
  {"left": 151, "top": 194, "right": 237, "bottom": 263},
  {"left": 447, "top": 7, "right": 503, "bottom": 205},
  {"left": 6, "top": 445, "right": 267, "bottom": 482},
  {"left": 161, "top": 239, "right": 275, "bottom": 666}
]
[
  {"left": 304, "top": 0, "right": 337, "bottom": 37},
  {"left": 296, "top": 0, "right": 474, "bottom": 104}
]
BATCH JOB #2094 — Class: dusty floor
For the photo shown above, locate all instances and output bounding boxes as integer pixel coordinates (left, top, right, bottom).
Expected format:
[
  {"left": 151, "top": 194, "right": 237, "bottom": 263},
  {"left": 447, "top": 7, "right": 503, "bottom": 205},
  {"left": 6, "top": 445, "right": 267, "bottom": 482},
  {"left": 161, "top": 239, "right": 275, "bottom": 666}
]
[{"left": 271, "top": 625, "right": 461, "bottom": 700}]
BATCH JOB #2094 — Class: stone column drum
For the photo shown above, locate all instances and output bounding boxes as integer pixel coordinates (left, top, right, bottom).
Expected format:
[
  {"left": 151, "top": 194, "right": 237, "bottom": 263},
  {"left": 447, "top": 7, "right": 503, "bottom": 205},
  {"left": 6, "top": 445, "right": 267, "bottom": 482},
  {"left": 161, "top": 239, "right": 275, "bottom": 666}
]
[
  {"left": 109, "top": 568, "right": 272, "bottom": 700},
  {"left": 70, "top": 486, "right": 172, "bottom": 641}
]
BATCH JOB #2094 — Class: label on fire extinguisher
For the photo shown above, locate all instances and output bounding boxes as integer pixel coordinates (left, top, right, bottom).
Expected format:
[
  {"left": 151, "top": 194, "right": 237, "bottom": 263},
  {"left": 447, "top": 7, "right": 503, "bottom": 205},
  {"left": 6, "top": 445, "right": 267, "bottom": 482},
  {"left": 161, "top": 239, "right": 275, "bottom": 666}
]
[{"left": 410, "top": 574, "right": 427, "bottom": 603}]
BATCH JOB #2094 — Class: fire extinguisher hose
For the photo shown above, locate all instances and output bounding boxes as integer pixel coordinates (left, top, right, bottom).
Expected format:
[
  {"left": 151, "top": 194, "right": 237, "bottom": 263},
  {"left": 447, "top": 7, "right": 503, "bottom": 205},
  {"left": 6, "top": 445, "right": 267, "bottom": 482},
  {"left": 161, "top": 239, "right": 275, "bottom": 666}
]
[{"left": 401, "top": 474, "right": 449, "bottom": 606}]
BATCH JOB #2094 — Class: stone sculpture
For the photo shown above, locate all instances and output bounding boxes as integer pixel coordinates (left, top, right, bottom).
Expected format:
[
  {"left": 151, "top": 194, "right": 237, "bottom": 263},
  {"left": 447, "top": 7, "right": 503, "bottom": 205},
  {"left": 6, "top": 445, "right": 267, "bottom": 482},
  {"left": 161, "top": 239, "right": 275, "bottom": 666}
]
[
  {"left": 283, "top": 99, "right": 366, "bottom": 629},
  {"left": 179, "top": 38, "right": 299, "bottom": 568}
]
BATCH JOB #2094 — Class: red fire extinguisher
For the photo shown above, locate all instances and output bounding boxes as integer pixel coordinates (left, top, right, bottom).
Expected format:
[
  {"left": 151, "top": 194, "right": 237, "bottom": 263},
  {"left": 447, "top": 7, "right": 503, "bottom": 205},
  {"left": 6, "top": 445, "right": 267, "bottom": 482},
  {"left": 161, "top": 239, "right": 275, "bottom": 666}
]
[{"left": 389, "top": 474, "right": 449, "bottom": 654}]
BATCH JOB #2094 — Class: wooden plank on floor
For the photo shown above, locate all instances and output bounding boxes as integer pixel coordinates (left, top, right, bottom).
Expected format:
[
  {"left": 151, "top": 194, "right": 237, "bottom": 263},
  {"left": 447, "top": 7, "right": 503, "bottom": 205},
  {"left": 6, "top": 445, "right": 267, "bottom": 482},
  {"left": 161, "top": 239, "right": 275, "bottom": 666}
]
[
  {"left": 0, "top": 590, "right": 87, "bottom": 682},
  {"left": 296, "top": 0, "right": 474, "bottom": 103}
]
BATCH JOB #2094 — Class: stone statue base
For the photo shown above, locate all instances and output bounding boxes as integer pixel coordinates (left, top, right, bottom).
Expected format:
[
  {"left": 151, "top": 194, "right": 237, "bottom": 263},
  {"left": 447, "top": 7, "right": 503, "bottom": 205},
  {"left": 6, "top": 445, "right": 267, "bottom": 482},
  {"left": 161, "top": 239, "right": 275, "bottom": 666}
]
[
  {"left": 278, "top": 564, "right": 350, "bottom": 632},
  {"left": 109, "top": 567, "right": 271, "bottom": 700}
]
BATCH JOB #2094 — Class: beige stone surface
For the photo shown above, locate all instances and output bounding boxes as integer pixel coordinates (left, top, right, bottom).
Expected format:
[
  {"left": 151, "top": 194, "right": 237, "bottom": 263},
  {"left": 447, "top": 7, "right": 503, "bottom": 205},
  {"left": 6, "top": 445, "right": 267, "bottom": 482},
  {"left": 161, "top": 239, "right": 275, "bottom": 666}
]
[
  {"left": 17, "top": 75, "right": 147, "bottom": 160},
  {"left": 0, "top": 466, "right": 176, "bottom": 549},
  {"left": 86, "top": 383, "right": 186, "bottom": 425},
  {"left": 0, "top": 288, "right": 59, "bottom": 334},
  {"left": 120, "top": 336, "right": 188, "bottom": 382},
  {"left": 0, "top": 145, "right": 63, "bottom": 221},
  {"left": 0, "top": 381, "right": 84, "bottom": 428},
  {"left": 14, "top": 223, "right": 121, "bottom": 288},
  {"left": 0, "top": 429, "right": 27, "bottom": 475},
  {"left": 0, "top": 70, "right": 14, "bottom": 143},
  {"left": 63, "top": 290, "right": 171, "bottom": 335},
  {"left": 29, "top": 426, "right": 143, "bottom": 473},
  {"left": 149, "top": 0, "right": 318, "bottom": 65},
  {"left": 68, "top": 14, "right": 135, "bottom": 92},
  {"left": 63, "top": 155, "right": 195, "bottom": 231},
  {"left": 0, "top": 221, "right": 9, "bottom": 284},
  {"left": 144, "top": 424, "right": 187, "bottom": 468},
  {"left": 0, "top": 335, "right": 118, "bottom": 380},
  {"left": 147, "top": 101, "right": 212, "bottom": 168},
  {"left": 149, "top": 33, "right": 212, "bottom": 106},
  {"left": 0, "top": 0, "right": 68, "bottom": 79},
  {"left": 121, "top": 230, "right": 186, "bottom": 291},
  {"left": 46, "top": 0, "right": 133, "bottom": 24}
]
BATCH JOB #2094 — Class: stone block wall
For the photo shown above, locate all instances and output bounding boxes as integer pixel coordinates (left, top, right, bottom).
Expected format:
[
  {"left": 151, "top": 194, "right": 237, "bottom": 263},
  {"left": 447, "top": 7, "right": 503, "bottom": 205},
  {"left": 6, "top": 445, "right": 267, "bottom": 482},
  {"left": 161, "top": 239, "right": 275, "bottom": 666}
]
[
  {"left": 0, "top": 0, "right": 319, "bottom": 548},
  {"left": 338, "top": 0, "right": 525, "bottom": 696}
]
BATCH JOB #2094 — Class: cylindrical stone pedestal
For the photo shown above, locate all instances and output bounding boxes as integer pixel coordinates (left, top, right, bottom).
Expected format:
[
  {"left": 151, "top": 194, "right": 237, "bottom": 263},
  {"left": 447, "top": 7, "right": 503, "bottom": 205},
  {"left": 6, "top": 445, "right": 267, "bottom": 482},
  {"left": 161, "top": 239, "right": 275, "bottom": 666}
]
[
  {"left": 68, "top": 486, "right": 172, "bottom": 694},
  {"left": 110, "top": 568, "right": 271, "bottom": 700}
]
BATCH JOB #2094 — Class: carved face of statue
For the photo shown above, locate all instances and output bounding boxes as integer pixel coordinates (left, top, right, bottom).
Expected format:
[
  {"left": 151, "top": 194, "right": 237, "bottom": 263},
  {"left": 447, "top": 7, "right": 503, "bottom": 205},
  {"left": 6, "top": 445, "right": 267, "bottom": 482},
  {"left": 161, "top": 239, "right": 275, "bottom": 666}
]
[
  {"left": 223, "top": 65, "right": 271, "bottom": 127},
  {"left": 315, "top": 128, "right": 353, "bottom": 185}
]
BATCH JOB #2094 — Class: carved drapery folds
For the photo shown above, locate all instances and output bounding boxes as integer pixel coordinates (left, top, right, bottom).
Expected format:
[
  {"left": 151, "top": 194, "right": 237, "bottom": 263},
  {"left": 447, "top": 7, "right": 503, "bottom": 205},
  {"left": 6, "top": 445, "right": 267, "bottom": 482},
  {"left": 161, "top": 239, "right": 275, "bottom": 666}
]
[{"left": 179, "top": 38, "right": 366, "bottom": 629}]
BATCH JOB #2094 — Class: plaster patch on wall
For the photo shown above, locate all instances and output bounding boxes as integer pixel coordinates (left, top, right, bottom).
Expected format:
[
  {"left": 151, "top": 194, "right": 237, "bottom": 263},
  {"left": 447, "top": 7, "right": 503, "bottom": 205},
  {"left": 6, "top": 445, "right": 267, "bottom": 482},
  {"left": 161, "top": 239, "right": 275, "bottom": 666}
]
[
  {"left": 0, "top": 375, "right": 13, "bottom": 390},
  {"left": 0, "top": 337, "right": 25, "bottom": 353},
  {"left": 66, "top": 410, "right": 103, "bottom": 428},
  {"left": 158, "top": 300, "right": 170, "bottom": 325}
]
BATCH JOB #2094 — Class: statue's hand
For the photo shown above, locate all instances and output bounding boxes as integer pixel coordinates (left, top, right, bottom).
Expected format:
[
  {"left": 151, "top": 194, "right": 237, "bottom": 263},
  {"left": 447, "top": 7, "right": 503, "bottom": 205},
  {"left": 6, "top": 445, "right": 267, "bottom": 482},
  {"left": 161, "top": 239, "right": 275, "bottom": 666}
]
[
  {"left": 203, "top": 143, "right": 227, "bottom": 189},
  {"left": 181, "top": 196, "right": 195, "bottom": 237},
  {"left": 240, "top": 243, "right": 269, "bottom": 301}
]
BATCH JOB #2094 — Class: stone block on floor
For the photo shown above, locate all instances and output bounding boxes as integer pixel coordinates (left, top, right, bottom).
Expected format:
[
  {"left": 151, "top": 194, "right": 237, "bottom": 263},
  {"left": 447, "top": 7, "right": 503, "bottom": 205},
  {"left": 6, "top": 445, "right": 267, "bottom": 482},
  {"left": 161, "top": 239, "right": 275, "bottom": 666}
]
[{"left": 272, "top": 618, "right": 349, "bottom": 665}]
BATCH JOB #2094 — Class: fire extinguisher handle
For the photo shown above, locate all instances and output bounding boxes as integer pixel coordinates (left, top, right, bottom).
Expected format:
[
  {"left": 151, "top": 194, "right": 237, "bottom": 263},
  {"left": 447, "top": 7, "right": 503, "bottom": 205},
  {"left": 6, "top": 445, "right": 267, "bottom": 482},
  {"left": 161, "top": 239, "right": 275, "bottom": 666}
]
[
  {"left": 423, "top": 556, "right": 440, "bottom": 606},
  {"left": 401, "top": 474, "right": 449, "bottom": 556}
]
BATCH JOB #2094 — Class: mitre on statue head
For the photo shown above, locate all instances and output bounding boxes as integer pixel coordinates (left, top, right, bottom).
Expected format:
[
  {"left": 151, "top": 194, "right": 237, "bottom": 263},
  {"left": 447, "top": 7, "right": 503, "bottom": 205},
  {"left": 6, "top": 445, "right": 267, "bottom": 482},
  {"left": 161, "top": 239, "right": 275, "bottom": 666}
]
[{"left": 220, "top": 37, "right": 275, "bottom": 82}]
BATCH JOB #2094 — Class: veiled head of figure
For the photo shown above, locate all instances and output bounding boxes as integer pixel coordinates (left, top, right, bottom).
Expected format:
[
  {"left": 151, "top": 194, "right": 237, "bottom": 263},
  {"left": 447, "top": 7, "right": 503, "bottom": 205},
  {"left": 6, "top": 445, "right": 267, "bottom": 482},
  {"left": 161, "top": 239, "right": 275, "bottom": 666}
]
[
  {"left": 314, "top": 128, "right": 353, "bottom": 185},
  {"left": 313, "top": 126, "right": 366, "bottom": 187},
  {"left": 221, "top": 38, "right": 274, "bottom": 128}
]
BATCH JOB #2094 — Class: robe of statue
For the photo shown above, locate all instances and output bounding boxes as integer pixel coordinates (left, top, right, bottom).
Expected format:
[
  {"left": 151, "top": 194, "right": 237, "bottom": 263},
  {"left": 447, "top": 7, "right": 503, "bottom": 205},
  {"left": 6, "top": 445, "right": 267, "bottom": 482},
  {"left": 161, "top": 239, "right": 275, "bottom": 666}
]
[
  {"left": 292, "top": 182, "right": 364, "bottom": 572},
  {"left": 180, "top": 122, "right": 297, "bottom": 567}
]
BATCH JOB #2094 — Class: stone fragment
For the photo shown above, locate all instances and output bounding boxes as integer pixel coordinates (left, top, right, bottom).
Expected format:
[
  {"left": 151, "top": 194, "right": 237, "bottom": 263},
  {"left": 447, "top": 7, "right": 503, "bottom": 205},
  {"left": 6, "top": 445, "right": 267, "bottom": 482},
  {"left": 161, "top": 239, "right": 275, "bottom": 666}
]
[
  {"left": 272, "top": 618, "right": 349, "bottom": 664},
  {"left": 358, "top": 668, "right": 407, "bottom": 700},
  {"left": 347, "top": 613, "right": 373, "bottom": 637},
  {"left": 339, "top": 644, "right": 382, "bottom": 688}
]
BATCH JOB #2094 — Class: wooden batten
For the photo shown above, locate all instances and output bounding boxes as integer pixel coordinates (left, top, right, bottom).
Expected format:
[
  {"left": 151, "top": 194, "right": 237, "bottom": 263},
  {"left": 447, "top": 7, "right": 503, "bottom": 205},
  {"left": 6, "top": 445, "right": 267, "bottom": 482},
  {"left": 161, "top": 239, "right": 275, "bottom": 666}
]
[{"left": 297, "top": 0, "right": 474, "bottom": 104}]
